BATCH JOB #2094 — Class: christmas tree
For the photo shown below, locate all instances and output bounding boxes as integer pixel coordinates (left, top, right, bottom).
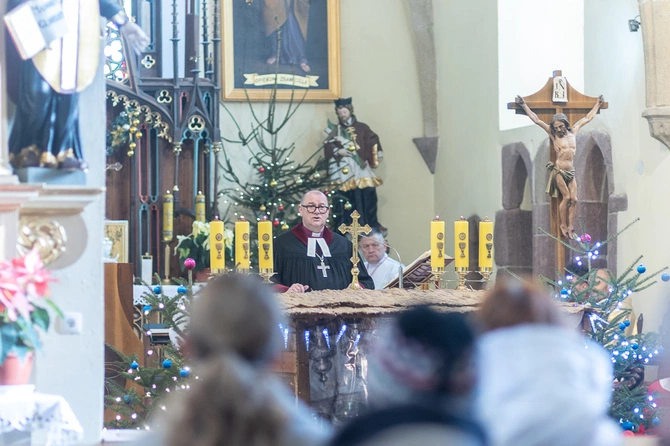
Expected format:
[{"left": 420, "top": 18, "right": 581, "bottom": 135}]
[{"left": 537, "top": 218, "right": 666, "bottom": 433}]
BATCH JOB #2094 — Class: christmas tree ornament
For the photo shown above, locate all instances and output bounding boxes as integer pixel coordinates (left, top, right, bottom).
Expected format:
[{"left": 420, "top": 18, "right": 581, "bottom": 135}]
[
  {"left": 269, "top": 179, "right": 278, "bottom": 187},
  {"left": 179, "top": 369, "right": 190, "bottom": 378},
  {"left": 273, "top": 219, "right": 280, "bottom": 227},
  {"left": 259, "top": 204, "right": 266, "bottom": 211},
  {"left": 153, "top": 286, "right": 161, "bottom": 294},
  {"left": 130, "top": 361, "right": 139, "bottom": 370},
  {"left": 177, "top": 286, "right": 187, "bottom": 294},
  {"left": 560, "top": 288, "right": 569, "bottom": 296},
  {"left": 637, "top": 264, "right": 647, "bottom": 274},
  {"left": 622, "top": 421, "right": 634, "bottom": 431},
  {"left": 123, "top": 395, "right": 132, "bottom": 404},
  {"left": 312, "top": 172, "right": 321, "bottom": 179},
  {"left": 296, "top": 177, "right": 303, "bottom": 185},
  {"left": 582, "top": 233, "right": 591, "bottom": 243},
  {"left": 619, "top": 323, "right": 627, "bottom": 331},
  {"left": 663, "top": 273, "right": 670, "bottom": 282},
  {"left": 344, "top": 202, "right": 352, "bottom": 210},
  {"left": 654, "top": 417, "right": 661, "bottom": 425},
  {"left": 281, "top": 223, "right": 289, "bottom": 230},
  {"left": 184, "top": 258, "right": 196, "bottom": 270},
  {"left": 143, "top": 305, "right": 152, "bottom": 313},
  {"left": 342, "top": 167, "right": 349, "bottom": 174},
  {"left": 278, "top": 205, "right": 284, "bottom": 211},
  {"left": 632, "top": 343, "right": 639, "bottom": 350},
  {"left": 624, "top": 320, "right": 631, "bottom": 327},
  {"left": 162, "top": 359, "right": 173, "bottom": 369},
  {"left": 258, "top": 166, "right": 265, "bottom": 173}
]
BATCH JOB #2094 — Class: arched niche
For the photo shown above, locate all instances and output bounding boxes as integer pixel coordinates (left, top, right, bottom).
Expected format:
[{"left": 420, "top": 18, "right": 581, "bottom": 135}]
[{"left": 495, "top": 142, "right": 533, "bottom": 278}]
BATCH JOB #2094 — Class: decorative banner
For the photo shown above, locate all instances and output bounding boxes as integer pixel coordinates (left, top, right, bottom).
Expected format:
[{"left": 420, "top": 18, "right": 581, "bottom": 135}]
[
  {"left": 243, "top": 73, "right": 320, "bottom": 88},
  {"left": 454, "top": 217, "right": 469, "bottom": 269},
  {"left": 430, "top": 217, "right": 445, "bottom": 269},
  {"left": 235, "top": 217, "right": 250, "bottom": 270},
  {"left": 257, "top": 218, "right": 273, "bottom": 271},
  {"left": 209, "top": 217, "right": 225, "bottom": 271},
  {"left": 478, "top": 218, "right": 494, "bottom": 269}
]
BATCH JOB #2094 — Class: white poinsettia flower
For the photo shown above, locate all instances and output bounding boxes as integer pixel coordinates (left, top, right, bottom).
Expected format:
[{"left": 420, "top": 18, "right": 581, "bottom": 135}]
[
  {"left": 224, "top": 229, "right": 234, "bottom": 250},
  {"left": 191, "top": 221, "right": 210, "bottom": 237}
]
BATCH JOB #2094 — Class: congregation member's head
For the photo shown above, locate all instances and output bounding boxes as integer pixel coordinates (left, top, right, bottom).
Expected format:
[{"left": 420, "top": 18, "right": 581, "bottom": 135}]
[
  {"left": 477, "top": 277, "right": 564, "bottom": 332},
  {"left": 297, "top": 190, "right": 330, "bottom": 233},
  {"left": 359, "top": 228, "right": 387, "bottom": 264},
  {"left": 367, "top": 306, "right": 478, "bottom": 407}
]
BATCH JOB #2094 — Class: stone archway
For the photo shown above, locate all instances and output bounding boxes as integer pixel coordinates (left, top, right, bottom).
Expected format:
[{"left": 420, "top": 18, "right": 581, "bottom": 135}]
[{"left": 495, "top": 142, "right": 533, "bottom": 277}]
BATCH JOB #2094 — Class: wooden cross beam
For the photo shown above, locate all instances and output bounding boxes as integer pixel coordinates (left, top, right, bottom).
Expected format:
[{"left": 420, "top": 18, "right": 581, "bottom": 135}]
[
  {"left": 338, "top": 210, "right": 371, "bottom": 290},
  {"left": 507, "top": 70, "right": 608, "bottom": 273}
]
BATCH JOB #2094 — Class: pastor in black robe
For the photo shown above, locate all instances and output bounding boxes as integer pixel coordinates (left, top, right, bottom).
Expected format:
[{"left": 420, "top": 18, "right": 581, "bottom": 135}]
[{"left": 273, "top": 224, "right": 374, "bottom": 291}]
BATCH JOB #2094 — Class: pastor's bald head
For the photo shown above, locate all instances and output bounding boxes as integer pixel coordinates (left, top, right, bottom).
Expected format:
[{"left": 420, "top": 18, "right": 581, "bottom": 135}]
[{"left": 300, "top": 190, "right": 328, "bottom": 204}]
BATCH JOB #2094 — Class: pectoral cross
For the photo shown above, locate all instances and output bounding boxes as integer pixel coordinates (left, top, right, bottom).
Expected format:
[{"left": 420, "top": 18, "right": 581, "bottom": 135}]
[
  {"left": 317, "top": 258, "right": 330, "bottom": 278},
  {"left": 338, "top": 210, "right": 371, "bottom": 290}
]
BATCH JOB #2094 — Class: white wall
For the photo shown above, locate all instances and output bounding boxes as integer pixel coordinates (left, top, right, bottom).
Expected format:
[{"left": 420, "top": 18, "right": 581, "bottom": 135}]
[{"left": 219, "top": 0, "right": 430, "bottom": 263}]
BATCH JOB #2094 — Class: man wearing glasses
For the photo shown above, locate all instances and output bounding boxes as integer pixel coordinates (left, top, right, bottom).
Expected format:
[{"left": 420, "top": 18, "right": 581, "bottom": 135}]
[
  {"left": 359, "top": 229, "right": 404, "bottom": 290},
  {"left": 273, "top": 190, "right": 374, "bottom": 293}
]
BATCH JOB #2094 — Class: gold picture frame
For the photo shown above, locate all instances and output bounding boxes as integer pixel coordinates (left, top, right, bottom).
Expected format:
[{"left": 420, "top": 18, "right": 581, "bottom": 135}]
[
  {"left": 221, "top": 0, "right": 341, "bottom": 102},
  {"left": 104, "top": 220, "right": 129, "bottom": 263}
]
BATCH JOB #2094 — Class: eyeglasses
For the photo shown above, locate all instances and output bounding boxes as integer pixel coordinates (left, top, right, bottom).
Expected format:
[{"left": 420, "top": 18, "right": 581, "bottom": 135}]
[{"left": 300, "top": 204, "right": 329, "bottom": 214}]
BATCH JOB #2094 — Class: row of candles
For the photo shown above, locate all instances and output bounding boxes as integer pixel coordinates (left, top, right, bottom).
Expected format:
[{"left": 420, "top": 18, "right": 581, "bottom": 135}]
[{"left": 430, "top": 216, "right": 494, "bottom": 270}]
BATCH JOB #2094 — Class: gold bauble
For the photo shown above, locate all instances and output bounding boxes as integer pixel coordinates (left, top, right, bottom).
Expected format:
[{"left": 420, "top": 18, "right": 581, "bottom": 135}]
[
  {"left": 133, "top": 119, "right": 140, "bottom": 126},
  {"left": 344, "top": 202, "right": 352, "bottom": 210},
  {"left": 296, "top": 178, "right": 304, "bottom": 185},
  {"left": 342, "top": 167, "right": 349, "bottom": 174},
  {"left": 135, "top": 132, "right": 143, "bottom": 139},
  {"left": 269, "top": 179, "right": 278, "bottom": 187},
  {"left": 129, "top": 126, "right": 137, "bottom": 133},
  {"left": 312, "top": 172, "right": 321, "bottom": 179},
  {"left": 281, "top": 223, "right": 289, "bottom": 231},
  {"left": 129, "top": 142, "right": 137, "bottom": 149},
  {"left": 348, "top": 145, "right": 356, "bottom": 152},
  {"left": 127, "top": 150, "right": 135, "bottom": 157},
  {"left": 259, "top": 204, "right": 267, "bottom": 211}
]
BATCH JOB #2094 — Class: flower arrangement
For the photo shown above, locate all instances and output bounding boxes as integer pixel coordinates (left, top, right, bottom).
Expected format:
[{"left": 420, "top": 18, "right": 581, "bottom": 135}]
[
  {"left": 175, "top": 221, "right": 233, "bottom": 271},
  {"left": 0, "top": 249, "right": 61, "bottom": 363}
]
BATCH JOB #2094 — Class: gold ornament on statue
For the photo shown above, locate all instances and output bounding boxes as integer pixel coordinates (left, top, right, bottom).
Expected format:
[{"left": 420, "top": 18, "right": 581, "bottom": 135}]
[
  {"left": 342, "top": 167, "right": 349, "bottom": 174},
  {"left": 127, "top": 150, "right": 135, "bottom": 157},
  {"left": 129, "top": 126, "right": 137, "bottom": 133},
  {"left": 344, "top": 202, "right": 352, "bottom": 210},
  {"left": 129, "top": 142, "right": 137, "bottom": 149},
  {"left": 259, "top": 204, "right": 267, "bottom": 211},
  {"left": 133, "top": 119, "right": 140, "bottom": 126},
  {"left": 135, "top": 132, "right": 143, "bottom": 139},
  {"left": 269, "top": 179, "right": 278, "bottom": 187}
]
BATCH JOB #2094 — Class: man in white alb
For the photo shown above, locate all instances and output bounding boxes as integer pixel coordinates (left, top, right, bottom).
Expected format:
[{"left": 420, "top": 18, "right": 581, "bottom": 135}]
[{"left": 359, "top": 229, "right": 404, "bottom": 290}]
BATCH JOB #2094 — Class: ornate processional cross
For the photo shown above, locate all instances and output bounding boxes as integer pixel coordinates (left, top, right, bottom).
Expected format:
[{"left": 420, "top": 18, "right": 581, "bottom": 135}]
[
  {"left": 507, "top": 70, "right": 608, "bottom": 272},
  {"left": 338, "top": 210, "right": 371, "bottom": 290}
]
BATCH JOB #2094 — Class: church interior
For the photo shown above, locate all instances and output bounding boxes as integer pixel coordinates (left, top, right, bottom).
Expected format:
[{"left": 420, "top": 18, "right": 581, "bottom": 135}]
[{"left": 2, "top": 0, "right": 670, "bottom": 444}]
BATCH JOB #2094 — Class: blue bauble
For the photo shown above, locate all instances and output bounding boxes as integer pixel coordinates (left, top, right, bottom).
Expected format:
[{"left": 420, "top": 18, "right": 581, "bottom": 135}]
[
  {"left": 153, "top": 286, "right": 162, "bottom": 294},
  {"left": 637, "top": 265, "right": 647, "bottom": 274},
  {"left": 177, "top": 286, "right": 187, "bottom": 294},
  {"left": 624, "top": 320, "right": 631, "bottom": 327},
  {"left": 631, "top": 343, "right": 639, "bottom": 350},
  {"left": 162, "top": 359, "right": 173, "bottom": 369},
  {"left": 560, "top": 288, "right": 569, "bottom": 295},
  {"left": 130, "top": 361, "right": 139, "bottom": 370},
  {"left": 142, "top": 305, "right": 152, "bottom": 313},
  {"left": 619, "top": 323, "right": 627, "bottom": 330},
  {"left": 123, "top": 395, "right": 131, "bottom": 404},
  {"left": 179, "top": 369, "right": 190, "bottom": 378},
  {"left": 654, "top": 417, "right": 661, "bottom": 425},
  {"left": 663, "top": 273, "right": 670, "bottom": 282},
  {"left": 621, "top": 421, "right": 634, "bottom": 431}
]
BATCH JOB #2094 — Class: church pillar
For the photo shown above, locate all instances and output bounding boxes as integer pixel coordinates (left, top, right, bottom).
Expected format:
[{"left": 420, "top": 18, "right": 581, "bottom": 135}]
[{"left": 639, "top": 0, "right": 670, "bottom": 150}]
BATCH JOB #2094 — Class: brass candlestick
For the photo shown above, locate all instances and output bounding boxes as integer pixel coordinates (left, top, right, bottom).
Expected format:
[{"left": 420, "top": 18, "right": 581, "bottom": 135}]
[
  {"left": 236, "top": 268, "right": 250, "bottom": 275},
  {"left": 480, "top": 267, "right": 493, "bottom": 282},
  {"left": 259, "top": 268, "right": 275, "bottom": 283},
  {"left": 455, "top": 267, "right": 468, "bottom": 291},
  {"left": 163, "top": 244, "right": 172, "bottom": 284},
  {"left": 432, "top": 267, "right": 444, "bottom": 289}
]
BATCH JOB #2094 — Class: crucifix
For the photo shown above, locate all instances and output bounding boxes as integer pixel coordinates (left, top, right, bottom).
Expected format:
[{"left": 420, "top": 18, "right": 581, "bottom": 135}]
[
  {"left": 508, "top": 70, "right": 607, "bottom": 272},
  {"left": 338, "top": 210, "right": 371, "bottom": 290}
]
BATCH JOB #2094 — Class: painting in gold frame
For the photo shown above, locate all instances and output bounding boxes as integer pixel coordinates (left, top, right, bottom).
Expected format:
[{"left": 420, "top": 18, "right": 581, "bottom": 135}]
[
  {"left": 222, "top": 0, "right": 341, "bottom": 102},
  {"left": 104, "top": 220, "right": 129, "bottom": 263}
]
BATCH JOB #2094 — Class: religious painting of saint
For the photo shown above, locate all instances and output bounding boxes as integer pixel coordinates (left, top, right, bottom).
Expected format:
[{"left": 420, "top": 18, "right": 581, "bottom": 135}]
[{"left": 221, "top": 0, "right": 341, "bottom": 101}]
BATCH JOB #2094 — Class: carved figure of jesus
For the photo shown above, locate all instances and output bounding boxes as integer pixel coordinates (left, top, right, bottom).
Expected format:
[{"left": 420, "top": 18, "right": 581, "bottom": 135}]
[{"left": 515, "top": 95, "right": 605, "bottom": 239}]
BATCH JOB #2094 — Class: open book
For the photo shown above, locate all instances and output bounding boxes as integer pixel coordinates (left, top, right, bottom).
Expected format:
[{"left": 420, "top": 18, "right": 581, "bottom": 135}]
[
  {"left": 384, "top": 250, "right": 454, "bottom": 289},
  {"left": 4, "top": 0, "right": 68, "bottom": 60}
]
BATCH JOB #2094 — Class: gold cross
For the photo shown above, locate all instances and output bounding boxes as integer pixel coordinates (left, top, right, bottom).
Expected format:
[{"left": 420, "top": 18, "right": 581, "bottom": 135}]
[{"left": 338, "top": 210, "right": 371, "bottom": 290}]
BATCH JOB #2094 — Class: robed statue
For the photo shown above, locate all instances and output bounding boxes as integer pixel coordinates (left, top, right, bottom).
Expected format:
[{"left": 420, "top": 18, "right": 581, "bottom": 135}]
[{"left": 6, "top": 0, "right": 149, "bottom": 171}]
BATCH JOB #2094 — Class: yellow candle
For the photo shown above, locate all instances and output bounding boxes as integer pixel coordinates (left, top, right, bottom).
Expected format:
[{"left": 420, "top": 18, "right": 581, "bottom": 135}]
[
  {"left": 479, "top": 218, "right": 494, "bottom": 269},
  {"left": 195, "top": 191, "right": 206, "bottom": 222},
  {"left": 257, "top": 217, "right": 274, "bottom": 270},
  {"left": 430, "top": 217, "right": 446, "bottom": 269},
  {"left": 162, "top": 190, "right": 173, "bottom": 242},
  {"left": 235, "top": 217, "right": 251, "bottom": 271},
  {"left": 209, "top": 217, "right": 225, "bottom": 271},
  {"left": 454, "top": 217, "right": 469, "bottom": 269}
]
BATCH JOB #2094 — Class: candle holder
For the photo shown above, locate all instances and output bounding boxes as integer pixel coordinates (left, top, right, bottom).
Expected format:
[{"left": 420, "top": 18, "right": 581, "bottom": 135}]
[
  {"left": 210, "top": 268, "right": 225, "bottom": 277},
  {"left": 480, "top": 267, "right": 493, "bottom": 282},
  {"left": 259, "top": 268, "right": 275, "bottom": 283},
  {"left": 236, "top": 267, "right": 250, "bottom": 275},
  {"left": 431, "top": 267, "right": 444, "bottom": 289},
  {"left": 162, "top": 244, "right": 173, "bottom": 284},
  {"left": 455, "top": 267, "right": 468, "bottom": 291}
]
